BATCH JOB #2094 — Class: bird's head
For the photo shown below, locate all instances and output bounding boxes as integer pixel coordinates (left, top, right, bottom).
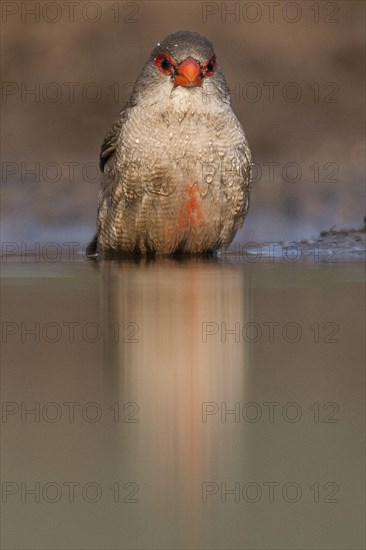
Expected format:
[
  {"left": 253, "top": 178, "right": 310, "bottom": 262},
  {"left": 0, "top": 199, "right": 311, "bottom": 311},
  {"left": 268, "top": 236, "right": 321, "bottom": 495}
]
[
  {"left": 152, "top": 31, "right": 217, "bottom": 88},
  {"left": 132, "top": 31, "right": 230, "bottom": 107}
]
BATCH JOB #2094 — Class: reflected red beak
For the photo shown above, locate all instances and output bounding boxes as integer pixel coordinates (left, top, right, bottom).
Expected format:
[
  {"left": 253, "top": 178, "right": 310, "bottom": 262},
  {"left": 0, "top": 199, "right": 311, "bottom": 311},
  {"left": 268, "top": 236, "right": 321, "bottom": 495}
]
[{"left": 174, "top": 58, "right": 202, "bottom": 87}]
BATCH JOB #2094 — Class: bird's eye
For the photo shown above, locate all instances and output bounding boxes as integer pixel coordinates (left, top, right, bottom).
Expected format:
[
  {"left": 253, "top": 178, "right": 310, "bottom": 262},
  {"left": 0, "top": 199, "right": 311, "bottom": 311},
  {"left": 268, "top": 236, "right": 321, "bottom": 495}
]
[
  {"left": 154, "top": 53, "right": 175, "bottom": 75},
  {"left": 204, "top": 56, "right": 216, "bottom": 76},
  {"left": 160, "top": 57, "right": 171, "bottom": 70}
]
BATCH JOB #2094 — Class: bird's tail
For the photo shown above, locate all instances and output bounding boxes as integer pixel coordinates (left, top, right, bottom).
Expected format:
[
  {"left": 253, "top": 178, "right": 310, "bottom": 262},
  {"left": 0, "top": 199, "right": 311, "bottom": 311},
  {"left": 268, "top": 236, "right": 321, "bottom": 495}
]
[{"left": 86, "top": 233, "right": 98, "bottom": 257}]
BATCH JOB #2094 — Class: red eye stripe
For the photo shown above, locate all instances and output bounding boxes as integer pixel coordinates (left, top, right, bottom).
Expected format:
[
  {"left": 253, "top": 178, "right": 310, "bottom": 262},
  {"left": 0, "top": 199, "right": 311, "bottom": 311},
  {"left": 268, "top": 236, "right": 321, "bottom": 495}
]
[
  {"left": 202, "top": 56, "right": 216, "bottom": 76},
  {"left": 154, "top": 53, "right": 177, "bottom": 74}
]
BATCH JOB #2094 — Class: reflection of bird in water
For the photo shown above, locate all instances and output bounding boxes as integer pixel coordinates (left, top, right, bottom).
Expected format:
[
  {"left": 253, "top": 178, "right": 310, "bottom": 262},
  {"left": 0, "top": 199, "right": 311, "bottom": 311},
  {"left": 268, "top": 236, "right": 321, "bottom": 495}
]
[{"left": 88, "top": 31, "right": 252, "bottom": 256}]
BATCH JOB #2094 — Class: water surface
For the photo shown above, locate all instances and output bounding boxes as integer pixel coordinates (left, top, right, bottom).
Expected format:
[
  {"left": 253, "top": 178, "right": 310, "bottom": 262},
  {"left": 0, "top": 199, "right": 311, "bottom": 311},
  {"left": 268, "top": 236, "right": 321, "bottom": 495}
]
[{"left": 1, "top": 255, "right": 364, "bottom": 549}]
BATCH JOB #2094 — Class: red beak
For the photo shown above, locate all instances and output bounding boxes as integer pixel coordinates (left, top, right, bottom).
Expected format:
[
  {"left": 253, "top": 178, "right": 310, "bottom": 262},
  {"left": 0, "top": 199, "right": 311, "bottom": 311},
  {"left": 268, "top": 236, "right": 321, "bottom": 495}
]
[{"left": 174, "top": 57, "right": 202, "bottom": 87}]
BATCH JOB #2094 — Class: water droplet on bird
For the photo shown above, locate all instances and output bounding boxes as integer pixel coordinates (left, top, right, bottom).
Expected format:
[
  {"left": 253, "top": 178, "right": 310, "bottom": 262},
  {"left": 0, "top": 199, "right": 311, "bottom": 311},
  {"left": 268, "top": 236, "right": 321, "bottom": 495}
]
[{"left": 206, "top": 176, "right": 213, "bottom": 183}]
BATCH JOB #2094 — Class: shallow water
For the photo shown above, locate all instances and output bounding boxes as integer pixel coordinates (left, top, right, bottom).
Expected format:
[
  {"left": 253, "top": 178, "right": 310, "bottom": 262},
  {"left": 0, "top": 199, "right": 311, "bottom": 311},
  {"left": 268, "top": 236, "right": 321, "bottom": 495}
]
[{"left": 1, "top": 254, "right": 365, "bottom": 549}]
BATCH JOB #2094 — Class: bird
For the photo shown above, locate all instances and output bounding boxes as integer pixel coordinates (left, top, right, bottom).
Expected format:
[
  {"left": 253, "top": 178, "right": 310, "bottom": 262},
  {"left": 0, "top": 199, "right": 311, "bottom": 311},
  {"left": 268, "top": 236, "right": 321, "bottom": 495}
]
[{"left": 88, "top": 30, "right": 252, "bottom": 256}]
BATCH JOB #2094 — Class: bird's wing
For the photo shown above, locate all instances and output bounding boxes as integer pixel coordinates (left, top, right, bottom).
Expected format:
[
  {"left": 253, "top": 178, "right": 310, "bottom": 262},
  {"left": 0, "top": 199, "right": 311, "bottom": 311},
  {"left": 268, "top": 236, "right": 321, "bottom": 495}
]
[{"left": 99, "top": 108, "right": 130, "bottom": 172}]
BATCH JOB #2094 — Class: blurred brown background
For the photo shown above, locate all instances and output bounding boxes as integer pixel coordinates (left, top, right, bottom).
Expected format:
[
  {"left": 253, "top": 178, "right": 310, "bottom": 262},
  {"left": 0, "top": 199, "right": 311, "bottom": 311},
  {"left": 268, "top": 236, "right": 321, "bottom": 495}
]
[{"left": 1, "top": 0, "right": 365, "bottom": 245}]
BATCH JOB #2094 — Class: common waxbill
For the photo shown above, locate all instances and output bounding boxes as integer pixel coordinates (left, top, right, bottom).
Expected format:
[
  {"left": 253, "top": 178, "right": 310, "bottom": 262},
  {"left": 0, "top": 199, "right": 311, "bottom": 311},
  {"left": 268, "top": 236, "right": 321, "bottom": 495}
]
[{"left": 89, "top": 31, "right": 252, "bottom": 255}]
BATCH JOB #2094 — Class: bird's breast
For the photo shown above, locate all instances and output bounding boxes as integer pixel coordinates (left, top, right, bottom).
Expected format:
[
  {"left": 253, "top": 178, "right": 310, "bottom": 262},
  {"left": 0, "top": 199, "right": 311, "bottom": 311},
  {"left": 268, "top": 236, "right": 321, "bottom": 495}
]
[
  {"left": 118, "top": 105, "right": 246, "bottom": 201},
  {"left": 98, "top": 104, "right": 250, "bottom": 253}
]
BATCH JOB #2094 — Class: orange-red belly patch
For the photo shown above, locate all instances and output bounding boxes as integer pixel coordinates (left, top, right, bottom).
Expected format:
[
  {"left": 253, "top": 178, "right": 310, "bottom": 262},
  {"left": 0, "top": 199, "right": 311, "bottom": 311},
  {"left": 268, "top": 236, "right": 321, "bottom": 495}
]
[{"left": 177, "top": 184, "right": 204, "bottom": 230}]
